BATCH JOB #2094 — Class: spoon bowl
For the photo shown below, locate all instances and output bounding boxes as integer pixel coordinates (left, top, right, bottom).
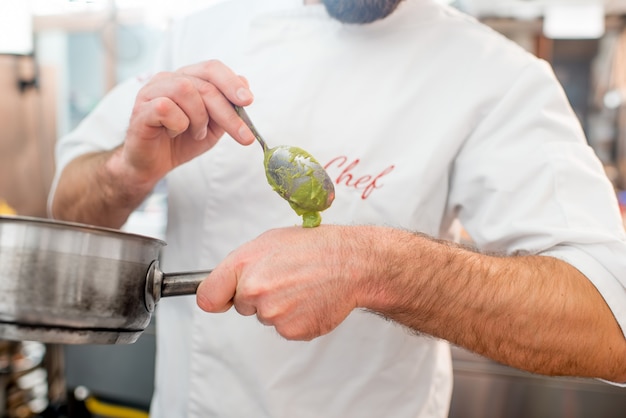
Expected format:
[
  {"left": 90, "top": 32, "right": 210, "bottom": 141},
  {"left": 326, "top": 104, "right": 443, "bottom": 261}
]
[{"left": 234, "top": 105, "right": 335, "bottom": 227}]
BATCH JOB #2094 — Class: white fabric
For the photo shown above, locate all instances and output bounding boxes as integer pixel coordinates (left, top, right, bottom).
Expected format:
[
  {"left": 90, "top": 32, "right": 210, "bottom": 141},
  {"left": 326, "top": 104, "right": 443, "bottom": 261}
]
[{"left": 50, "top": 0, "right": 626, "bottom": 417}]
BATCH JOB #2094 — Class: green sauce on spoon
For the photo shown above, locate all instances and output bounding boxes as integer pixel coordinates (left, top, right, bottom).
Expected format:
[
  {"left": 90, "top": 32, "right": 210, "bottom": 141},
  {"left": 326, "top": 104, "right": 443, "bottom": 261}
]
[{"left": 235, "top": 106, "right": 335, "bottom": 227}]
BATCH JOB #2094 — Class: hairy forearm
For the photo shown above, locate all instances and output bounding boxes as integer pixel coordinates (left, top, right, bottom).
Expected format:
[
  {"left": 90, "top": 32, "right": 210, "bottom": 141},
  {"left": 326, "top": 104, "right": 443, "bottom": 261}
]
[
  {"left": 357, "top": 227, "right": 626, "bottom": 382},
  {"left": 50, "top": 147, "right": 158, "bottom": 229}
]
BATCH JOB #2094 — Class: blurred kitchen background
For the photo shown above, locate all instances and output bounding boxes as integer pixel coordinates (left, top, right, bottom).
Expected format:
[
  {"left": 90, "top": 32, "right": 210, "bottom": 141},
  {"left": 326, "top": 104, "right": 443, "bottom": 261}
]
[{"left": 1, "top": 0, "right": 626, "bottom": 417}]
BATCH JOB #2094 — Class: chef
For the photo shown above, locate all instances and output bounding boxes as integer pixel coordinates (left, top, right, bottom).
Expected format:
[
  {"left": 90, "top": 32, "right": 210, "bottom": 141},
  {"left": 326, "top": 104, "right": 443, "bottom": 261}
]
[{"left": 49, "top": 0, "right": 626, "bottom": 417}]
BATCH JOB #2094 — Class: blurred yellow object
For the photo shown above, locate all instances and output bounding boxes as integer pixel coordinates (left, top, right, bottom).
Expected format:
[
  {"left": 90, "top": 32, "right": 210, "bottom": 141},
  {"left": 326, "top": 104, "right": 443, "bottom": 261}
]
[
  {"left": 84, "top": 396, "right": 149, "bottom": 418},
  {"left": 0, "top": 200, "right": 16, "bottom": 215}
]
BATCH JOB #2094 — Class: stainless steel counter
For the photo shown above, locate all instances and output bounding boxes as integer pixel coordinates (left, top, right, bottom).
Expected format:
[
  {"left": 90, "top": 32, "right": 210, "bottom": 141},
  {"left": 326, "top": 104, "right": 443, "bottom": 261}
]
[{"left": 449, "top": 346, "right": 626, "bottom": 418}]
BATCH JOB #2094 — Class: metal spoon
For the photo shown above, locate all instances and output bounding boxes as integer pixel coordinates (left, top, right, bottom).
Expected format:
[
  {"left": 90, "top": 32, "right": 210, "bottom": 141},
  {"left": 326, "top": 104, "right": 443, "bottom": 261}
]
[{"left": 234, "top": 105, "right": 335, "bottom": 227}]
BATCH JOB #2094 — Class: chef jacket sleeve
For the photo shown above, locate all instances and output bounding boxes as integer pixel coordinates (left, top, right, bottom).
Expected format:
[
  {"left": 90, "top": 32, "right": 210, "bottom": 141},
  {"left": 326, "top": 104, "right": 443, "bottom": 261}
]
[{"left": 448, "top": 59, "right": 626, "bottom": 338}]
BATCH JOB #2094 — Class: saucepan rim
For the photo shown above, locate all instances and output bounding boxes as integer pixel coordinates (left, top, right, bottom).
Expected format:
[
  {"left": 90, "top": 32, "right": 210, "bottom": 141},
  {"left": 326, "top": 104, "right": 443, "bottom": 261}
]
[{"left": 0, "top": 214, "right": 166, "bottom": 246}]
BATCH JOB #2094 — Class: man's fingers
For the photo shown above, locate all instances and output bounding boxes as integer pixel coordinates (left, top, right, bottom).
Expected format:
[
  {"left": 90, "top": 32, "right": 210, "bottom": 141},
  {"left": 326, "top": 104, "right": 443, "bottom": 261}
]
[
  {"left": 139, "top": 73, "right": 210, "bottom": 140},
  {"left": 188, "top": 79, "right": 254, "bottom": 145},
  {"left": 238, "top": 75, "right": 250, "bottom": 89},
  {"left": 179, "top": 61, "right": 256, "bottom": 145},
  {"left": 140, "top": 63, "right": 255, "bottom": 145},
  {"left": 178, "top": 60, "right": 253, "bottom": 106},
  {"left": 133, "top": 96, "right": 189, "bottom": 139},
  {"left": 196, "top": 271, "right": 237, "bottom": 313}
]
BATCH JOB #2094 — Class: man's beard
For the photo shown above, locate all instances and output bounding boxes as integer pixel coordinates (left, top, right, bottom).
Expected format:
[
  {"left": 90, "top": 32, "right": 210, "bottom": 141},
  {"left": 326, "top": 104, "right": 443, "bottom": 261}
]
[{"left": 321, "top": 0, "right": 403, "bottom": 24}]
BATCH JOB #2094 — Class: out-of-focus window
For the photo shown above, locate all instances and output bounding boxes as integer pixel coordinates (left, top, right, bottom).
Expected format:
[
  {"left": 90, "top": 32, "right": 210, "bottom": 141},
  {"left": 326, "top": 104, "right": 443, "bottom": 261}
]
[
  {"left": 31, "top": 0, "right": 229, "bottom": 27},
  {"left": 0, "top": 2, "right": 34, "bottom": 55}
]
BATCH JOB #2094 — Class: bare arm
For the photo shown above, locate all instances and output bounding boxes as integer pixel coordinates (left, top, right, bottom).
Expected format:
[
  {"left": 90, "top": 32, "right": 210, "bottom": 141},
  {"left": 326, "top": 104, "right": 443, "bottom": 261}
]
[
  {"left": 366, "top": 228, "right": 626, "bottom": 382},
  {"left": 51, "top": 148, "right": 152, "bottom": 228},
  {"left": 196, "top": 225, "right": 626, "bottom": 383},
  {"left": 51, "top": 60, "right": 255, "bottom": 228}
]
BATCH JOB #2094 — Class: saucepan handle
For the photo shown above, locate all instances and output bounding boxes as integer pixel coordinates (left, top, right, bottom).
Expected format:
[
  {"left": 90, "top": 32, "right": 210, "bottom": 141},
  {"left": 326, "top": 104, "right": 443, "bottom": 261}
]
[
  {"left": 161, "top": 270, "right": 211, "bottom": 297},
  {"left": 144, "top": 260, "right": 212, "bottom": 312}
]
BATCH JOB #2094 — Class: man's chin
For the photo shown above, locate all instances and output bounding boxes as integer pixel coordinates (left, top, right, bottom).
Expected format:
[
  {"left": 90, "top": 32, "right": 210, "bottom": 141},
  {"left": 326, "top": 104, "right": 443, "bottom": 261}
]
[{"left": 322, "top": 0, "right": 403, "bottom": 24}]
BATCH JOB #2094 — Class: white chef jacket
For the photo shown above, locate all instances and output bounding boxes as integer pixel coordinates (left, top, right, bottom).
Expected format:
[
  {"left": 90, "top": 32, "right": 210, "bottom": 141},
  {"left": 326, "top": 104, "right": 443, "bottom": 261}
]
[{"left": 50, "top": 0, "right": 626, "bottom": 417}]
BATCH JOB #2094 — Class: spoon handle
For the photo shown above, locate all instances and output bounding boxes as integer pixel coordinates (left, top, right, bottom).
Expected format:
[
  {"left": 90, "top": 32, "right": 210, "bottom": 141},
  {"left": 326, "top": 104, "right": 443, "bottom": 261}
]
[{"left": 234, "top": 105, "right": 269, "bottom": 152}]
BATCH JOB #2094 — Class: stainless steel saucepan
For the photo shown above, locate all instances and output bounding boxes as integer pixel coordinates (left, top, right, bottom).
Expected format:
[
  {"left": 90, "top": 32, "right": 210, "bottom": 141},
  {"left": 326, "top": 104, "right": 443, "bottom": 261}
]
[{"left": 0, "top": 215, "right": 211, "bottom": 344}]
